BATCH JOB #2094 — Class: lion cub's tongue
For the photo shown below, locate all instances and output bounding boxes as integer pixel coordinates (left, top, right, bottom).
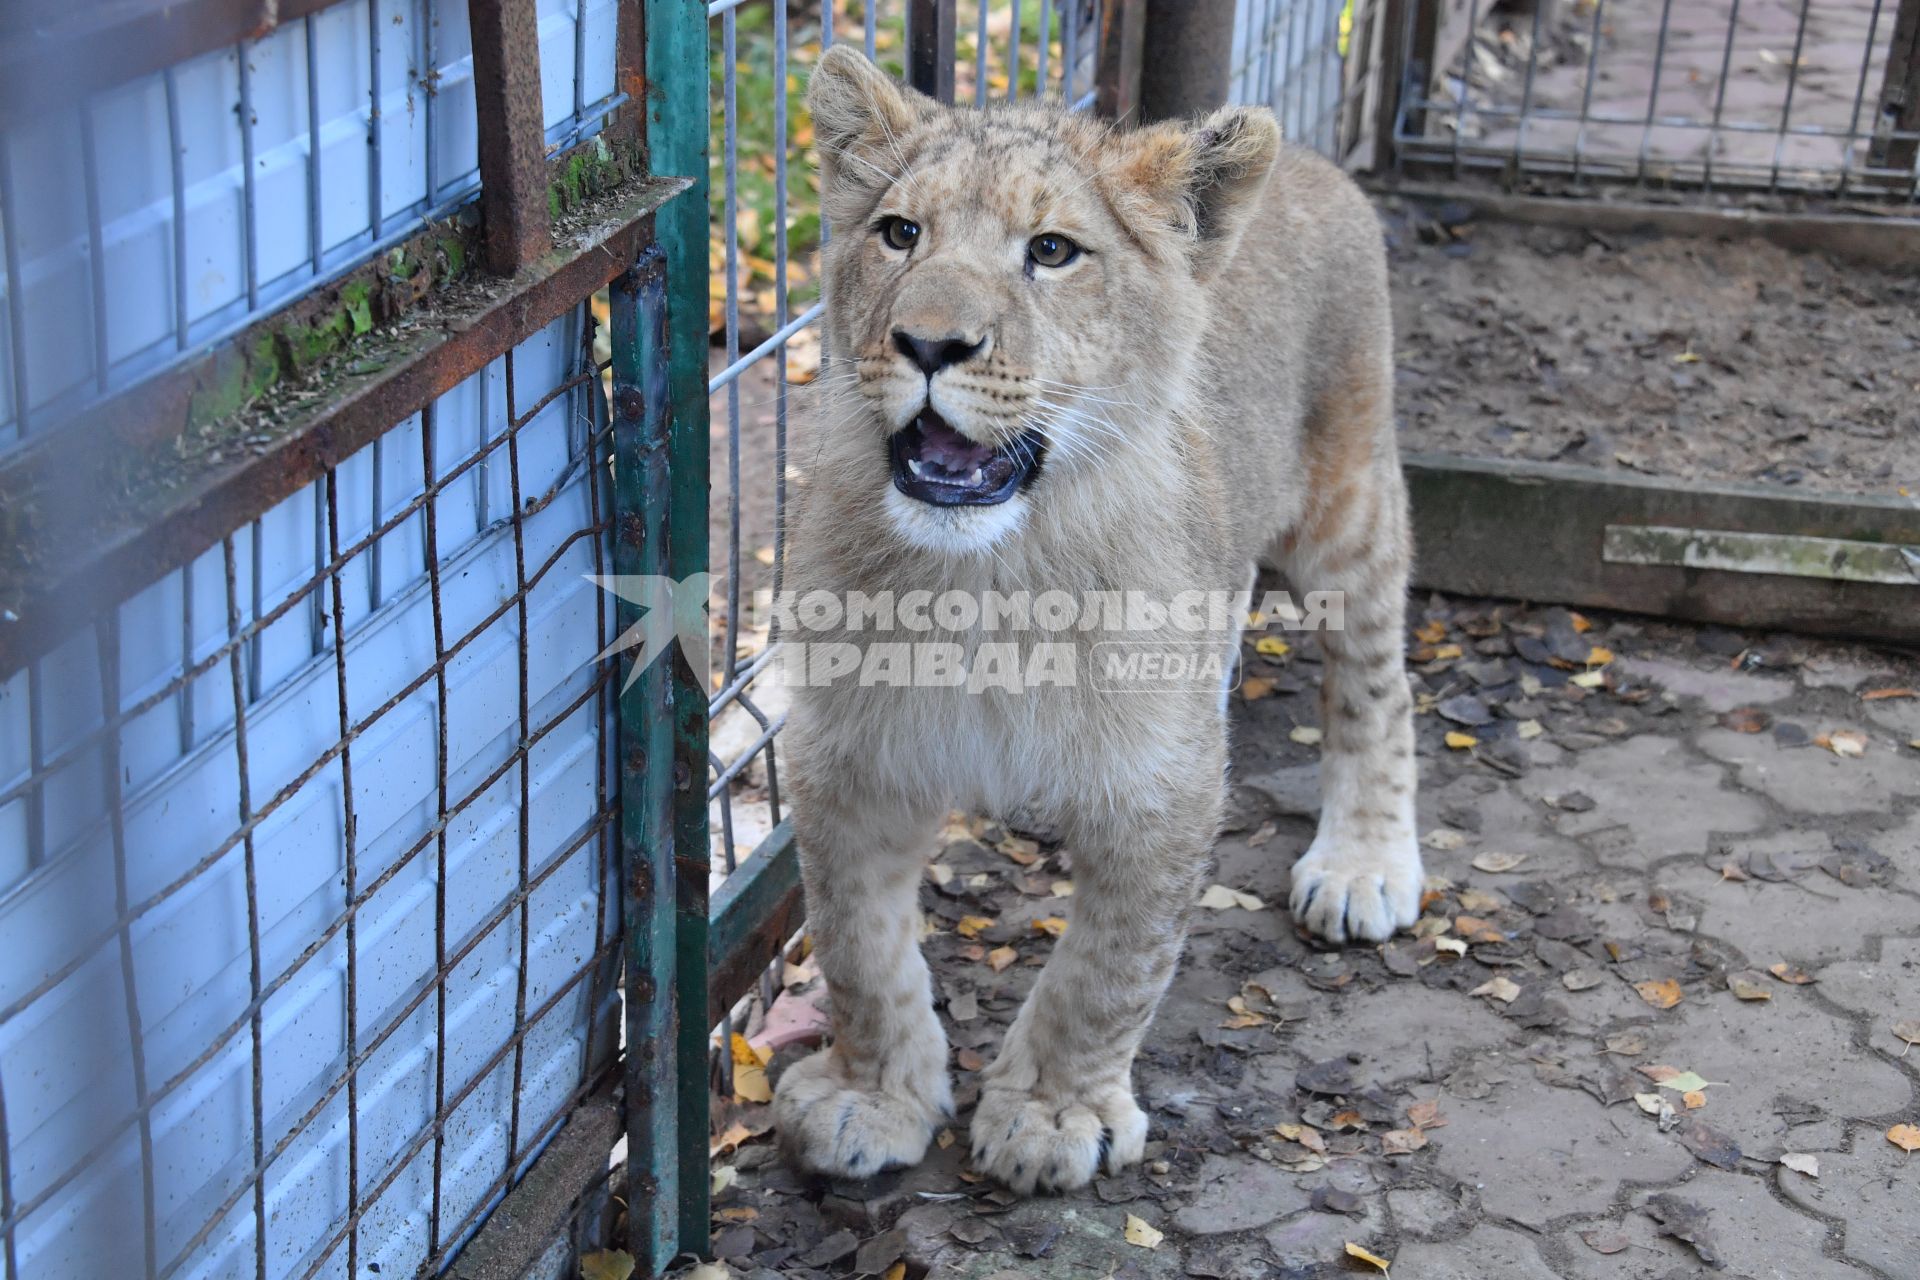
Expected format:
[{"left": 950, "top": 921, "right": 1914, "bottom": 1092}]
[{"left": 914, "top": 412, "right": 996, "bottom": 478}]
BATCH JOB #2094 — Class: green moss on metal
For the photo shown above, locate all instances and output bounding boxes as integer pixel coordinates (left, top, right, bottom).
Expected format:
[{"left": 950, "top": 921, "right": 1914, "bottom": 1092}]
[
  {"left": 549, "top": 137, "right": 625, "bottom": 218},
  {"left": 438, "top": 235, "right": 469, "bottom": 278}
]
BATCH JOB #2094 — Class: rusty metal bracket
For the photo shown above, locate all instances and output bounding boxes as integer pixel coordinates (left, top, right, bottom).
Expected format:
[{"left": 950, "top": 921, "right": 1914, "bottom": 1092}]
[
  {"left": 1869, "top": 0, "right": 1920, "bottom": 176},
  {"left": 470, "top": 0, "right": 557, "bottom": 274},
  {"left": 0, "top": 174, "right": 685, "bottom": 680}
]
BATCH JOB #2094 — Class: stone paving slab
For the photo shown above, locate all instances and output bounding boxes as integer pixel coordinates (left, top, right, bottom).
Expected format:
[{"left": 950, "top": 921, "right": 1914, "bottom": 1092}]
[{"left": 695, "top": 596, "right": 1919, "bottom": 1280}]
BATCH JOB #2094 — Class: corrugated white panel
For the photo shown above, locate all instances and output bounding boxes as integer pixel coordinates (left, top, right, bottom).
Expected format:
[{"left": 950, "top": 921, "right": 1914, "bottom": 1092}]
[
  {"left": 0, "top": 305, "right": 620, "bottom": 1279},
  {"left": 0, "top": 0, "right": 620, "bottom": 449},
  {"left": 1230, "top": 0, "right": 1348, "bottom": 156}
]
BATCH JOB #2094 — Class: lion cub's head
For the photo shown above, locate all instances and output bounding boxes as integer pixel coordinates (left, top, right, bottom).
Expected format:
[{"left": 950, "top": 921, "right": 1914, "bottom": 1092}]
[{"left": 805, "top": 45, "right": 1280, "bottom": 555}]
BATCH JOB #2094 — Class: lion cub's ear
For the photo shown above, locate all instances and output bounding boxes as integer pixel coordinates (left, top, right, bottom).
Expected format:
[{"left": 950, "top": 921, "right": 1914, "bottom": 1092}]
[
  {"left": 1109, "top": 106, "right": 1281, "bottom": 281},
  {"left": 807, "top": 45, "right": 935, "bottom": 213}
]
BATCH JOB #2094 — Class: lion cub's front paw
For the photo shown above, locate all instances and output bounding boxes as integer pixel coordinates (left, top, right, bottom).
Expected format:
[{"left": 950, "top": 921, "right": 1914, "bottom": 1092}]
[
  {"left": 772, "top": 1049, "right": 951, "bottom": 1179},
  {"left": 1288, "top": 834, "right": 1423, "bottom": 944},
  {"left": 969, "top": 1079, "right": 1147, "bottom": 1194}
]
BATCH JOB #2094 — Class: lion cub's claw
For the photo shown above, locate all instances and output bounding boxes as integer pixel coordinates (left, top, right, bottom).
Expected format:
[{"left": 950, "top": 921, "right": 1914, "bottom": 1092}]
[
  {"left": 1288, "top": 837, "right": 1422, "bottom": 944},
  {"left": 969, "top": 1082, "right": 1147, "bottom": 1194},
  {"left": 772, "top": 1050, "right": 950, "bottom": 1179}
]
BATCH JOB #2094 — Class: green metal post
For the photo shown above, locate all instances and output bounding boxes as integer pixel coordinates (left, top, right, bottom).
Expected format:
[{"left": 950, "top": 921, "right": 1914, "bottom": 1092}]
[
  {"left": 614, "top": 244, "right": 680, "bottom": 1272},
  {"left": 643, "top": 0, "right": 715, "bottom": 1260}
]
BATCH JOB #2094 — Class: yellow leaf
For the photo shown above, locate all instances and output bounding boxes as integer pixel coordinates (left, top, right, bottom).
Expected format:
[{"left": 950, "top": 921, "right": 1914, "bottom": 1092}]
[
  {"left": 1255, "top": 636, "right": 1291, "bottom": 658},
  {"left": 729, "top": 1033, "right": 771, "bottom": 1067},
  {"left": 1124, "top": 1214, "right": 1164, "bottom": 1249},
  {"left": 1569, "top": 670, "right": 1607, "bottom": 689},
  {"left": 1345, "top": 1241, "right": 1392, "bottom": 1272},
  {"left": 1241, "top": 675, "right": 1276, "bottom": 701},
  {"left": 1445, "top": 731, "right": 1478, "bottom": 750},
  {"left": 1586, "top": 646, "right": 1615, "bottom": 665},
  {"left": 883, "top": 1265, "right": 907, "bottom": 1280},
  {"left": 955, "top": 915, "right": 996, "bottom": 939},
  {"left": 732, "top": 1060, "right": 772, "bottom": 1104},
  {"left": 1673, "top": 348, "right": 1701, "bottom": 364},
  {"left": 1570, "top": 612, "right": 1593, "bottom": 632},
  {"left": 1634, "top": 978, "right": 1685, "bottom": 1010},
  {"left": 1290, "top": 725, "right": 1324, "bottom": 746},
  {"left": 1032, "top": 916, "right": 1069, "bottom": 938},
  {"left": 1414, "top": 620, "right": 1447, "bottom": 644},
  {"left": 998, "top": 835, "right": 1042, "bottom": 865},
  {"left": 580, "top": 1250, "right": 636, "bottom": 1280},
  {"left": 1887, "top": 1123, "right": 1920, "bottom": 1153},
  {"left": 1430, "top": 643, "right": 1464, "bottom": 661},
  {"left": 709, "top": 1121, "right": 753, "bottom": 1158},
  {"left": 1683, "top": 1090, "right": 1708, "bottom": 1109},
  {"left": 987, "top": 945, "right": 1018, "bottom": 972}
]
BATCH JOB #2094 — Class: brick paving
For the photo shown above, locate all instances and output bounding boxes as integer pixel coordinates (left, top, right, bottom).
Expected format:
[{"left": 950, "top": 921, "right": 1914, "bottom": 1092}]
[{"left": 699, "top": 598, "right": 1920, "bottom": 1279}]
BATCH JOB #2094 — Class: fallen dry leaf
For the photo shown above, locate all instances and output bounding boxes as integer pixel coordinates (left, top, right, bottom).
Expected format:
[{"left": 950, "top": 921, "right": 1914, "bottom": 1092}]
[
  {"left": 732, "top": 1060, "right": 772, "bottom": 1104},
  {"left": 1605, "top": 1032, "right": 1648, "bottom": 1056},
  {"left": 882, "top": 1264, "right": 907, "bottom": 1280},
  {"left": 580, "top": 1250, "right": 636, "bottom": 1280},
  {"left": 1050, "top": 879, "right": 1075, "bottom": 898},
  {"left": 1860, "top": 687, "right": 1915, "bottom": 701},
  {"left": 1407, "top": 1099, "right": 1446, "bottom": 1129},
  {"left": 927, "top": 862, "right": 954, "bottom": 887},
  {"left": 1587, "top": 645, "right": 1615, "bottom": 665},
  {"left": 1683, "top": 1090, "right": 1708, "bottom": 1110},
  {"left": 998, "top": 835, "right": 1042, "bottom": 865},
  {"left": 1516, "top": 719, "right": 1544, "bottom": 740},
  {"left": 1470, "top": 976, "right": 1522, "bottom": 1004},
  {"left": 1434, "top": 937, "right": 1468, "bottom": 957},
  {"left": 1290, "top": 725, "right": 1324, "bottom": 746},
  {"left": 1414, "top": 619, "right": 1448, "bottom": 645},
  {"left": 1123, "top": 1214, "right": 1164, "bottom": 1249},
  {"left": 1655, "top": 1071, "right": 1716, "bottom": 1093},
  {"left": 1032, "top": 916, "right": 1069, "bottom": 939},
  {"left": 1198, "top": 883, "right": 1265, "bottom": 911},
  {"left": 987, "top": 945, "right": 1017, "bottom": 972},
  {"left": 709, "top": 1121, "right": 753, "bottom": 1158},
  {"left": 1241, "top": 675, "right": 1276, "bottom": 701},
  {"left": 683, "top": 1264, "right": 730, "bottom": 1280},
  {"left": 1891, "top": 1020, "right": 1920, "bottom": 1057},
  {"left": 1720, "top": 706, "right": 1772, "bottom": 733},
  {"left": 1769, "top": 962, "right": 1817, "bottom": 985},
  {"left": 1471, "top": 850, "right": 1528, "bottom": 873},
  {"left": 1429, "top": 643, "right": 1463, "bottom": 661},
  {"left": 1379, "top": 1128, "right": 1428, "bottom": 1155},
  {"left": 1888, "top": 1124, "right": 1920, "bottom": 1153},
  {"left": 1423, "top": 828, "right": 1468, "bottom": 851},
  {"left": 1814, "top": 729, "right": 1868, "bottom": 758},
  {"left": 955, "top": 915, "right": 996, "bottom": 940},
  {"left": 1728, "top": 971, "right": 1773, "bottom": 1001},
  {"left": 1444, "top": 731, "right": 1478, "bottom": 750},
  {"left": 1634, "top": 978, "right": 1685, "bottom": 1010},
  {"left": 1248, "top": 821, "right": 1278, "bottom": 848},
  {"left": 1780, "top": 1152, "right": 1819, "bottom": 1177},
  {"left": 1569, "top": 669, "right": 1607, "bottom": 689},
  {"left": 1455, "top": 915, "right": 1506, "bottom": 944},
  {"left": 710, "top": 1164, "right": 738, "bottom": 1195},
  {"left": 1254, "top": 636, "right": 1291, "bottom": 659},
  {"left": 1581, "top": 1228, "right": 1631, "bottom": 1255},
  {"left": 1344, "top": 1241, "right": 1392, "bottom": 1273},
  {"left": 1562, "top": 969, "right": 1604, "bottom": 991}
]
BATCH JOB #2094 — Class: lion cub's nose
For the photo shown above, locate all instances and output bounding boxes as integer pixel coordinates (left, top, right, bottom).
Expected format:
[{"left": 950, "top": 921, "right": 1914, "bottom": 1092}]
[{"left": 893, "top": 329, "right": 985, "bottom": 377}]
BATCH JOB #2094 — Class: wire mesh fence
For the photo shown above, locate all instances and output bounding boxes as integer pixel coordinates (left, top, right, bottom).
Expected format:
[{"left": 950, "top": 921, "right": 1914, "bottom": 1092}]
[
  {"left": 0, "top": 305, "right": 624, "bottom": 1278},
  {"left": 0, "top": 0, "right": 624, "bottom": 452},
  {"left": 1391, "top": 0, "right": 1920, "bottom": 201}
]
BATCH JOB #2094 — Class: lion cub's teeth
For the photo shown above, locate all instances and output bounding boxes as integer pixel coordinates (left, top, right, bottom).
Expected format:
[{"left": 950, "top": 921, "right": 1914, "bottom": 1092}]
[
  {"left": 967, "top": 468, "right": 984, "bottom": 486},
  {"left": 908, "top": 458, "right": 925, "bottom": 477}
]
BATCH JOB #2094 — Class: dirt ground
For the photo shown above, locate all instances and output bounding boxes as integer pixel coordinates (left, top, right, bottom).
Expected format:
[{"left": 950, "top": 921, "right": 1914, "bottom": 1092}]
[
  {"left": 1383, "top": 206, "right": 1920, "bottom": 496},
  {"left": 690, "top": 595, "right": 1920, "bottom": 1280}
]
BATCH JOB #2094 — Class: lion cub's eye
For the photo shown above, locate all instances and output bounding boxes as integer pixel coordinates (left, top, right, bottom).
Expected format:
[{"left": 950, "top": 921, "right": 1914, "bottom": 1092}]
[
  {"left": 1027, "top": 233, "right": 1080, "bottom": 269},
  {"left": 879, "top": 216, "right": 921, "bottom": 252}
]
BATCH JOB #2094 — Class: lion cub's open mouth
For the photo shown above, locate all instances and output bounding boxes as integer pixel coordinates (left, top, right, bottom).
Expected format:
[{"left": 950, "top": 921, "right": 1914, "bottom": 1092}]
[{"left": 888, "top": 409, "right": 1045, "bottom": 507}]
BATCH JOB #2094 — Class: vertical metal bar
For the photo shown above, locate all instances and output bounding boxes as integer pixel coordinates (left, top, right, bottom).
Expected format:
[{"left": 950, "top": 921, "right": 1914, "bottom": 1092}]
[
  {"left": 1038, "top": 0, "right": 1053, "bottom": 94},
  {"left": 1702, "top": 0, "right": 1743, "bottom": 192},
  {"left": 310, "top": 479, "right": 327, "bottom": 656},
  {"left": 419, "top": 404, "right": 451, "bottom": 1261},
  {"left": 1450, "top": 0, "right": 1479, "bottom": 178},
  {"left": 80, "top": 99, "right": 111, "bottom": 393},
  {"left": 1095, "top": 0, "right": 1148, "bottom": 121},
  {"left": 774, "top": 0, "right": 792, "bottom": 673},
  {"left": 642, "top": 0, "right": 711, "bottom": 1263},
  {"left": 426, "top": 0, "right": 441, "bottom": 207},
  {"left": 216, "top": 544, "right": 269, "bottom": 1280},
  {"left": 867, "top": 0, "right": 879, "bottom": 58},
  {"left": 1009, "top": 0, "right": 1024, "bottom": 100},
  {"left": 178, "top": 565, "right": 195, "bottom": 754},
  {"left": 825, "top": 0, "right": 835, "bottom": 45},
  {"left": 976, "top": 0, "right": 992, "bottom": 105},
  {"left": 23, "top": 662, "right": 43, "bottom": 870},
  {"left": 0, "top": 1070, "right": 18, "bottom": 1280},
  {"left": 573, "top": 0, "right": 590, "bottom": 125},
  {"left": 478, "top": 372, "right": 493, "bottom": 533},
  {"left": 322, "top": 470, "right": 364, "bottom": 1280},
  {"left": 1840, "top": 0, "right": 1888, "bottom": 193},
  {"left": 1868, "top": 0, "right": 1920, "bottom": 177},
  {"left": 502, "top": 350, "right": 535, "bottom": 1184},
  {"left": 369, "top": 437, "right": 384, "bottom": 610},
  {"left": 611, "top": 246, "right": 680, "bottom": 1273},
  {"left": 1768, "top": 0, "right": 1815, "bottom": 190},
  {"left": 368, "top": 0, "right": 384, "bottom": 241},
  {"left": 0, "top": 131, "right": 27, "bottom": 439},
  {"left": 910, "top": 0, "right": 958, "bottom": 101},
  {"left": 238, "top": 40, "right": 260, "bottom": 311},
  {"left": 1570, "top": 0, "right": 1604, "bottom": 183},
  {"left": 1511, "top": 0, "right": 1544, "bottom": 168},
  {"left": 1633, "top": 0, "right": 1676, "bottom": 182},
  {"left": 306, "top": 14, "right": 324, "bottom": 274},
  {"left": 471, "top": 0, "right": 555, "bottom": 272},
  {"left": 247, "top": 520, "right": 263, "bottom": 701},
  {"left": 166, "top": 68, "right": 190, "bottom": 352},
  {"left": 722, "top": 8, "right": 743, "bottom": 698},
  {"left": 96, "top": 615, "right": 160, "bottom": 1280},
  {"left": 1063, "top": 0, "right": 1079, "bottom": 103}
]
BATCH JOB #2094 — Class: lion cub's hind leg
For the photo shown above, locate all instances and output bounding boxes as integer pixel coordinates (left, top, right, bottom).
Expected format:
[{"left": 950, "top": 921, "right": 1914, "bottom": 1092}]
[{"left": 1279, "top": 385, "right": 1423, "bottom": 944}]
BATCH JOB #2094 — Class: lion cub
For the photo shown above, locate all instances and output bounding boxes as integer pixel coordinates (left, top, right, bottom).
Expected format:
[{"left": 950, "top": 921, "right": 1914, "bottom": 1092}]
[{"left": 770, "top": 46, "right": 1420, "bottom": 1194}]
